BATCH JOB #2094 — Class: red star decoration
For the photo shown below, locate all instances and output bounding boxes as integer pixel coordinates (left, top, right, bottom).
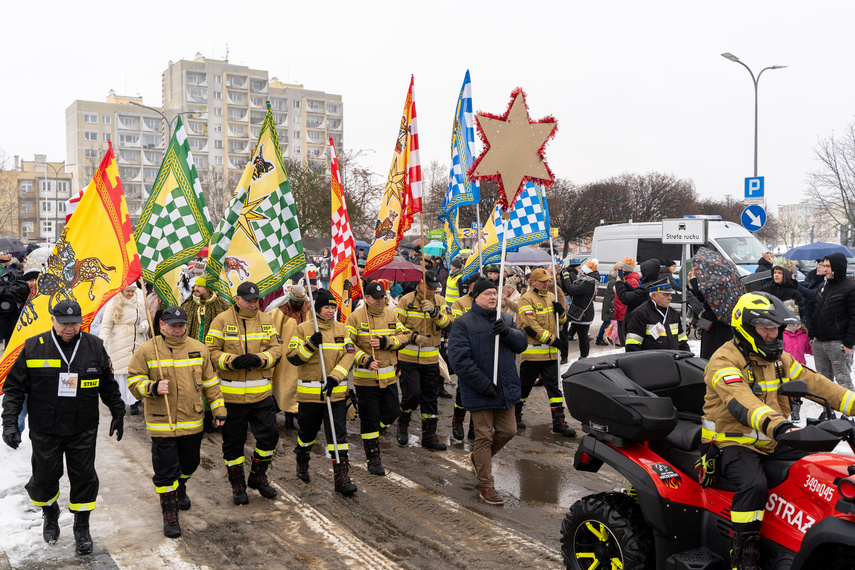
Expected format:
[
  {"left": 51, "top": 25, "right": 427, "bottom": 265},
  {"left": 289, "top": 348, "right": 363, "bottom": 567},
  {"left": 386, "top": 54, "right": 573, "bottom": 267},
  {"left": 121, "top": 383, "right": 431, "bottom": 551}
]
[{"left": 468, "top": 88, "right": 557, "bottom": 210}]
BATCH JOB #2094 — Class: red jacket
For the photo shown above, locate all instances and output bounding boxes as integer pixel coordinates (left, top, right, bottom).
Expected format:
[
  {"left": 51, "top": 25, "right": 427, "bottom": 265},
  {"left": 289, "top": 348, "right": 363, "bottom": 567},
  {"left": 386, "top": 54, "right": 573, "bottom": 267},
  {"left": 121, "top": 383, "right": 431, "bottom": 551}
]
[{"left": 613, "top": 271, "right": 639, "bottom": 322}]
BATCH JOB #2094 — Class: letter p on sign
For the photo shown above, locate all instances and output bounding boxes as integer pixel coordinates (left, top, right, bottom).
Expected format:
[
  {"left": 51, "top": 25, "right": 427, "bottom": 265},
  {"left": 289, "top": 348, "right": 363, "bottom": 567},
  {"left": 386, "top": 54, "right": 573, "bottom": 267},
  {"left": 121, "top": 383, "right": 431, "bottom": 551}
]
[{"left": 745, "top": 177, "right": 764, "bottom": 198}]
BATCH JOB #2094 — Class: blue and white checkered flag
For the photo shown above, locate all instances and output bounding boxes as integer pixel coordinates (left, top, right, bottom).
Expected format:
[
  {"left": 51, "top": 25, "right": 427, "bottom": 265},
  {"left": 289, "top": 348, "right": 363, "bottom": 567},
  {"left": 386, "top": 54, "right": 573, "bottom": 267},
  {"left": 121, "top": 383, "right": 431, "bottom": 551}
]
[
  {"left": 461, "top": 181, "right": 550, "bottom": 280},
  {"left": 494, "top": 181, "right": 549, "bottom": 251},
  {"left": 439, "top": 71, "right": 480, "bottom": 231}
]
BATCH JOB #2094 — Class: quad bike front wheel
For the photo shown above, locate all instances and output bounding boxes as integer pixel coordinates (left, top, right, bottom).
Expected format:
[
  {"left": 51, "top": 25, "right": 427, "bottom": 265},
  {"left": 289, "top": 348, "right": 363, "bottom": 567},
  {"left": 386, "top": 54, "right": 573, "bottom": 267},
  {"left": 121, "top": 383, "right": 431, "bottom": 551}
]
[{"left": 561, "top": 492, "right": 653, "bottom": 570}]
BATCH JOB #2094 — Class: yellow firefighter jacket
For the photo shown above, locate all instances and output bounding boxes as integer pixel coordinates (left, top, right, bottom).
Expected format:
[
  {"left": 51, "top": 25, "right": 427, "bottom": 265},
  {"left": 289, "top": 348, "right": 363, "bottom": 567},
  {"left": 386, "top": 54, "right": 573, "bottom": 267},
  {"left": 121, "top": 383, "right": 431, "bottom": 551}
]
[
  {"left": 128, "top": 334, "right": 226, "bottom": 437},
  {"left": 287, "top": 317, "right": 355, "bottom": 403},
  {"left": 346, "top": 303, "right": 410, "bottom": 389},
  {"left": 206, "top": 306, "right": 282, "bottom": 404},
  {"left": 517, "top": 286, "right": 565, "bottom": 361},
  {"left": 396, "top": 290, "right": 450, "bottom": 364},
  {"left": 703, "top": 339, "right": 855, "bottom": 454}
]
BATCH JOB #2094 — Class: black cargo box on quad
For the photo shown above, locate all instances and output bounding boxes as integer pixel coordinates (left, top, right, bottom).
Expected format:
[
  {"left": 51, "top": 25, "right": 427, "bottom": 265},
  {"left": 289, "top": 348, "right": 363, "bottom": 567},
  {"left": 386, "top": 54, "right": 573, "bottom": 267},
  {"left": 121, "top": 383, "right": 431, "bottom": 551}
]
[{"left": 561, "top": 350, "right": 707, "bottom": 443}]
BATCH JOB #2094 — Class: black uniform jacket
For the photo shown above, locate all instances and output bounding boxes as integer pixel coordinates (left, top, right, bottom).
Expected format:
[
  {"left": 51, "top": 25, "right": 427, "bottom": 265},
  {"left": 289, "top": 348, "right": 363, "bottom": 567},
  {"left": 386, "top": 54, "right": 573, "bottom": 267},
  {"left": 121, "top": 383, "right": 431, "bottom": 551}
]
[{"left": 1, "top": 330, "right": 125, "bottom": 436}]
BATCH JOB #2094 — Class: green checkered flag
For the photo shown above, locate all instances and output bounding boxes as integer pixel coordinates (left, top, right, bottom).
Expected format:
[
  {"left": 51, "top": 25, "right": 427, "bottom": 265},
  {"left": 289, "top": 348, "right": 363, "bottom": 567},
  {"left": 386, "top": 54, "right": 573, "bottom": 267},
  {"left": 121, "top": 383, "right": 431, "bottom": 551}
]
[
  {"left": 134, "top": 116, "right": 213, "bottom": 306},
  {"left": 206, "top": 103, "right": 306, "bottom": 302}
]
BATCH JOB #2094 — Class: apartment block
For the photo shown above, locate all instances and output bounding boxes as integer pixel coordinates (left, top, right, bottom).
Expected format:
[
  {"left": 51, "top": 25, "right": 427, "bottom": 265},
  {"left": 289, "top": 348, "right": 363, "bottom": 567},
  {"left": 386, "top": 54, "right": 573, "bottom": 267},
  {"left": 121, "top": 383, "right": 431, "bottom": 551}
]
[
  {"left": 161, "top": 54, "right": 343, "bottom": 172},
  {"left": 65, "top": 91, "right": 164, "bottom": 224},
  {"left": 4, "top": 155, "right": 74, "bottom": 241},
  {"left": 777, "top": 202, "right": 843, "bottom": 247}
]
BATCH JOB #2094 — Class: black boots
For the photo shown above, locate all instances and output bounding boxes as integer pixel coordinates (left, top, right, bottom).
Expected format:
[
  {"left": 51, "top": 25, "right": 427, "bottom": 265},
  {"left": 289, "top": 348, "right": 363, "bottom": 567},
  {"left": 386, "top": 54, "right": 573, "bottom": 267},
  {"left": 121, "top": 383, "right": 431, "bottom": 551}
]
[
  {"left": 397, "top": 411, "right": 411, "bottom": 445},
  {"left": 227, "top": 463, "right": 249, "bottom": 505},
  {"left": 294, "top": 446, "right": 311, "bottom": 482},
  {"left": 730, "top": 531, "right": 761, "bottom": 570},
  {"left": 451, "top": 407, "right": 466, "bottom": 441},
  {"left": 551, "top": 407, "right": 577, "bottom": 437},
  {"left": 791, "top": 397, "right": 802, "bottom": 422},
  {"left": 247, "top": 457, "right": 277, "bottom": 499},
  {"left": 333, "top": 453, "right": 358, "bottom": 496},
  {"left": 515, "top": 402, "right": 526, "bottom": 429},
  {"left": 176, "top": 478, "right": 191, "bottom": 511},
  {"left": 467, "top": 418, "right": 475, "bottom": 440},
  {"left": 284, "top": 412, "right": 296, "bottom": 431},
  {"left": 73, "top": 511, "right": 93, "bottom": 555},
  {"left": 42, "top": 502, "right": 60, "bottom": 544},
  {"left": 421, "top": 417, "right": 447, "bottom": 450},
  {"left": 160, "top": 491, "right": 181, "bottom": 538},
  {"left": 363, "top": 438, "right": 385, "bottom": 476}
]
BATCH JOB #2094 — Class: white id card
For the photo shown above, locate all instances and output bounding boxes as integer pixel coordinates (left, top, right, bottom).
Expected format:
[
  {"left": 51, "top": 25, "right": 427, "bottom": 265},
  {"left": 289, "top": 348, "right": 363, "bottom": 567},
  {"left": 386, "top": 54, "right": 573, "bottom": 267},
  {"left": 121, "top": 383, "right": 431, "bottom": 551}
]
[
  {"left": 648, "top": 322, "right": 666, "bottom": 340},
  {"left": 58, "top": 373, "right": 79, "bottom": 397}
]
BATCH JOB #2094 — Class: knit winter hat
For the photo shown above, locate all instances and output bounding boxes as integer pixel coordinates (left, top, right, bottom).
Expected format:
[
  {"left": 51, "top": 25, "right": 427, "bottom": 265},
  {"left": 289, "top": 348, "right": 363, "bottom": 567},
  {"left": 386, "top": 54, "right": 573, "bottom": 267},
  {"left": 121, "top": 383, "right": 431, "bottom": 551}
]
[
  {"left": 314, "top": 288, "right": 337, "bottom": 311},
  {"left": 471, "top": 278, "right": 498, "bottom": 299},
  {"left": 620, "top": 257, "right": 636, "bottom": 272},
  {"left": 193, "top": 276, "right": 207, "bottom": 288},
  {"left": 581, "top": 258, "right": 599, "bottom": 274}
]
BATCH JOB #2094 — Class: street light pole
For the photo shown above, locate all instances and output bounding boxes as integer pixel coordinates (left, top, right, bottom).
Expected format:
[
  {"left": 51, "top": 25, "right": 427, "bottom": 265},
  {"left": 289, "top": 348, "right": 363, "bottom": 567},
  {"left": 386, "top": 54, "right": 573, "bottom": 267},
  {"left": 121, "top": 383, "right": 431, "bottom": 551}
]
[
  {"left": 721, "top": 53, "right": 787, "bottom": 177},
  {"left": 39, "top": 161, "right": 76, "bottom": 242}
]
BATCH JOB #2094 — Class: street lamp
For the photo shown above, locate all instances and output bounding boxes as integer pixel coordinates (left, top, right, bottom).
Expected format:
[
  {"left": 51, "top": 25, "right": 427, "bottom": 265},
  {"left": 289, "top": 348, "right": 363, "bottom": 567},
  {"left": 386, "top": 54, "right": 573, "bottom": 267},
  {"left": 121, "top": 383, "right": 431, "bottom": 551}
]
[
  {"left": 721, "top": 52, "right": 787, "bottom": 177},
  {"left": 38, "top": 161, "right": 77, "bottom": 242},
  {"left": 129, "top": 101, "right": 197, "bottom": 148}
]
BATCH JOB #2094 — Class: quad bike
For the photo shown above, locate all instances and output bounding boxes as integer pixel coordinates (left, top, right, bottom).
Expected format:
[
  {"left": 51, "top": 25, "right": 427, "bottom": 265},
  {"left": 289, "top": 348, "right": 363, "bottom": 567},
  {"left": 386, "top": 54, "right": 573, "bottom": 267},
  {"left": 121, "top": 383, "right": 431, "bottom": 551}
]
[{"left": 559, "top": 350, "right": 855, "bottom": 569}]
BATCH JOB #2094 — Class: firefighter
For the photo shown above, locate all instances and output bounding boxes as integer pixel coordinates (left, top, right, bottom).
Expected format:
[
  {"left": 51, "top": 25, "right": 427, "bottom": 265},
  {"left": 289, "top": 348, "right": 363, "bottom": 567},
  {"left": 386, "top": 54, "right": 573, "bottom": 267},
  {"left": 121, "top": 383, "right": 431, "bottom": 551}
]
[
  {"left": 345, "top": 281, "right": 410, "bottom": 476},
  {"left": 444, "top": 257, "right": 464, "bottom": 308},
  {"left": 516, "top": 268, "right": 575, "bottom": 437},
  {"left": 395, "top": 270, "right": 452, "bottom": 450},
  {"left": 128, "top": 306, "right": 227, "bottom": 538},
  {"left": 449, "top": 275, "right": 477, "bottom": 441},
  {"left": 287, "top": 288, "right": 357, "bottom": 495},
  {"left": 702, "top": 292, "right": 855, "bottom": 569},
  {"left": 1, "top": 300, "right": 125, "bottom": 555},
  {"left": 206, "top": 282, "right": 282, "bottom": 505}
]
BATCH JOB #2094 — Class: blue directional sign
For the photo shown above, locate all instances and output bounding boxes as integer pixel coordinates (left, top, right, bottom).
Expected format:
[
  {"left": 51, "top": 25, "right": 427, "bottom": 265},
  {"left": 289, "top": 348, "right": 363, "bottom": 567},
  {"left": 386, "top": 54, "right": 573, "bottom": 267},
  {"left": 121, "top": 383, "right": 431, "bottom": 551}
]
[
  {"left": 741, "top": 204, "right": 767, "bottom": 232},
  {"left": 745, "top": 177, "right": 765, "bottom": 199}
]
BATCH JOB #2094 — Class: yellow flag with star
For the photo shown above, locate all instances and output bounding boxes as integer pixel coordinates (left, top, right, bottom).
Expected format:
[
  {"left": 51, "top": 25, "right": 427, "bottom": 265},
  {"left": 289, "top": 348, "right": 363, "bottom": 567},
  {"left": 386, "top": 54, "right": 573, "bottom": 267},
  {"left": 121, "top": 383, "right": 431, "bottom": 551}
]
[{"left": 205, "top": 104, "right": 306, "bottom": 302}]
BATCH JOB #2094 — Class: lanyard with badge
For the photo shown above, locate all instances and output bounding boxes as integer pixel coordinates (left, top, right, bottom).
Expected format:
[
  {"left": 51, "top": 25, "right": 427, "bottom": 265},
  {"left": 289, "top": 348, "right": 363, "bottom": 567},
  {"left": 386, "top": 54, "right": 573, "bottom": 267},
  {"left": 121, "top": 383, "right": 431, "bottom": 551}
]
[
  {"left": 648, "top": 304, "right": 669, "bottom": 340},
  {"left": 52, "top": 333, "right": 82, "bottom": 397}
]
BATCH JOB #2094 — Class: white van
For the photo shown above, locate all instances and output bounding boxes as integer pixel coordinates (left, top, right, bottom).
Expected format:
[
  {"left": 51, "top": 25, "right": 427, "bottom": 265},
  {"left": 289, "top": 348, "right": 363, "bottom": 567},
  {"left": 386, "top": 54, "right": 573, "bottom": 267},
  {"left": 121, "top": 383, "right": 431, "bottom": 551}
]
[{"left": 590, "top": 218, "right": 769, "bottom": 287}]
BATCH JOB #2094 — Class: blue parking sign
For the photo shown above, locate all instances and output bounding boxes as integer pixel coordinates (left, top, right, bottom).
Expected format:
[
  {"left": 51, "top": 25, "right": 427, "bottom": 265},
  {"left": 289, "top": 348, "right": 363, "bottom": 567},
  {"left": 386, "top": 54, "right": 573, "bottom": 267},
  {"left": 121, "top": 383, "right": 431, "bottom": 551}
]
[{"left": 745, "top": 177, "right": 764, "bottom": 199}]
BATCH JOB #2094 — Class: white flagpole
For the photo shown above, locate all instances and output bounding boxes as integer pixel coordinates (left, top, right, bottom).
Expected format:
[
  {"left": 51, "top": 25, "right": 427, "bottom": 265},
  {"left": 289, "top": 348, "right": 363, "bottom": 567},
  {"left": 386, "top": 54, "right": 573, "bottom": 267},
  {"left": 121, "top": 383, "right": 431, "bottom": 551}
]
[
  {"left": 547, "top": 232, "right": 562, "bottom": 379},
  {"left": 492, "top": 211, "right": 510, "bottom": 386},
  {"left": 476, "top": 206, "right": 484, "bottom": 270},
  {"left": 303, "top": 275, "right": 340, "bottom": 464}
]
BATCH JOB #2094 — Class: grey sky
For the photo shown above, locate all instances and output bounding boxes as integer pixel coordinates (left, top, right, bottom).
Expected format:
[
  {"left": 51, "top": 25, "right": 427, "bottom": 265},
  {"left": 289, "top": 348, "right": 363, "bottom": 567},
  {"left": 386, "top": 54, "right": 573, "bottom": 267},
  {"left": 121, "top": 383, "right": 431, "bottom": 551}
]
[{"left": 3, "top": 1, "right": 854, "bottom": 214}]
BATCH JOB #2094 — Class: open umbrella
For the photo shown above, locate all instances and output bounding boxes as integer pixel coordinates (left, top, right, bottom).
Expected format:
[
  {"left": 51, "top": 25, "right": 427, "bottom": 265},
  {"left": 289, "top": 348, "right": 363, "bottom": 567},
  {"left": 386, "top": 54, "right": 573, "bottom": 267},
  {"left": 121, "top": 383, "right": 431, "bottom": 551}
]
[
  {"left": 364, "top": 260, "right": 423, "bottom": 282},
  {"left": 353, "top": 240, "right": 371, "bottom": 252},
  {"left": 692, "top": 246, "right": 745, "bottom": 325},
  {"left": 399, "top": 242, "right": 418, "bottom": 250},
  {"left": 783, "top": 242, "right": 855, "bottom": 261},
  {"left": 505, "top": 246, "right": 553, "bottom": 266},
  {"left": 423, "top": 241, "right": 446, "bottom": 256}
]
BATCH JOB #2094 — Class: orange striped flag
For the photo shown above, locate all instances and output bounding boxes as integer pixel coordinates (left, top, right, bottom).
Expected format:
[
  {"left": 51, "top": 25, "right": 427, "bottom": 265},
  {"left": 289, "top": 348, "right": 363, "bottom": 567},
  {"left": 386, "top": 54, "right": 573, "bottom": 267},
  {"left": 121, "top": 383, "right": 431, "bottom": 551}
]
[{"left": 0, "top": 143, "right": 141, "bottom": 391}]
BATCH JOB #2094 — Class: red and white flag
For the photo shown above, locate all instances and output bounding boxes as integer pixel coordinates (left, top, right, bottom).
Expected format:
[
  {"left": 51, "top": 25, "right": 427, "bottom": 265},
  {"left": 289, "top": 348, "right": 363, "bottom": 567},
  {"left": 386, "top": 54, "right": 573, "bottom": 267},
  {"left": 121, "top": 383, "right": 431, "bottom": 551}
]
[{"left": 329, "top": 138, "right": 362, "bottom": 321}]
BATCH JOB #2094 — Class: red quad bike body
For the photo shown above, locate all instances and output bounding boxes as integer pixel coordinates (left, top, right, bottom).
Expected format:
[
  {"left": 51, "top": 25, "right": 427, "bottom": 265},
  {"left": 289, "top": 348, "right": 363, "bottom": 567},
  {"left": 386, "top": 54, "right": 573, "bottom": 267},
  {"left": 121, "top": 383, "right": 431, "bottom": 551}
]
[{"left": 560, "top": 350, "right": 855, "bottom": 570}]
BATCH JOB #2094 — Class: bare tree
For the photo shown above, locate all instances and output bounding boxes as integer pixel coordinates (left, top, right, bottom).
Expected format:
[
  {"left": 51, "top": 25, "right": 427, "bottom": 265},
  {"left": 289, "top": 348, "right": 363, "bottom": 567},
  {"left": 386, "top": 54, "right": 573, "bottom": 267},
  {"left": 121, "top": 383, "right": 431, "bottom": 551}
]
[
  {"left": 805, "top": 120, "right": 855, "bottom": 246},
  {"left": 0, "top": 150, "right": 18, "bottom": 237},
  {"left": 198, "top": 165, "right": 241, "bottom": 225},
  {"left": 419, "top": 160, "right": 448, "bottom": 228},
  {"left": 337, "top": 149, "right": 383, "bottom": 239},
  {"left": 777, "top": 213, "right": 809, "bottom": 250}
]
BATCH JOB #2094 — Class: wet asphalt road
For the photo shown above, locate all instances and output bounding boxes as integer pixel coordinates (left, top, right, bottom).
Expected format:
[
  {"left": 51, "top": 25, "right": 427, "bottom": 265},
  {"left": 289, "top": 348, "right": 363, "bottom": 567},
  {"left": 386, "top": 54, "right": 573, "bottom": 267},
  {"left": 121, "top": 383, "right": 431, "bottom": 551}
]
[{"left": 6, "top": 324, "right": 629, "bottom": 569}]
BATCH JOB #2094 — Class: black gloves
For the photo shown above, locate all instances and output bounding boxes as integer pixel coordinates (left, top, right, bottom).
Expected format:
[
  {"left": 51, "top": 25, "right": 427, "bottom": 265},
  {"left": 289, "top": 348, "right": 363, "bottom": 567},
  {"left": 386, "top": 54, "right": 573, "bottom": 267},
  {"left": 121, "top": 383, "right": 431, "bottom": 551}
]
[
  {"left": 377, "top": 336, "right": 388, "bottom": 350},
  {"left": 324, "top": 376, "right": 339, "bottom": 397},
  {"left": 550, "top": 336, "right": 562, "bottom": 348},
  {"left": 364, "top": 356, "right": 376, "bottom": 369},
  {"left": 232, "top": 354, "right": 262, "bottom": 370},
  {"left": 553, "top": 302, "right": 565, "bottom": 317},
  {"left": 492, "top": 318, "right": 509, "bottom": 338},
  {"left": 308, "top": 331, "right": 324, "bottom": 350},
  {"left": 2, "top": 425, "right": 21, "bottom": 449},
  {"left": 109, "top": 415, "right": 124, "bottom": 441},
  {"left": 483, "top": 383, "right": 497, "bottom": 398}
]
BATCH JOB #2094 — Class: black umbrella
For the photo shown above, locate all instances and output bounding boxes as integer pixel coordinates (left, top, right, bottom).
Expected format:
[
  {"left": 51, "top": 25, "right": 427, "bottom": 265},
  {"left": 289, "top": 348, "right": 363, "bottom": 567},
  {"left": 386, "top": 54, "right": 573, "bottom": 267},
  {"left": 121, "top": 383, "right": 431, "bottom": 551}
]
[{"left": 692, "top": 247, "right": 745, "bottom": 325}]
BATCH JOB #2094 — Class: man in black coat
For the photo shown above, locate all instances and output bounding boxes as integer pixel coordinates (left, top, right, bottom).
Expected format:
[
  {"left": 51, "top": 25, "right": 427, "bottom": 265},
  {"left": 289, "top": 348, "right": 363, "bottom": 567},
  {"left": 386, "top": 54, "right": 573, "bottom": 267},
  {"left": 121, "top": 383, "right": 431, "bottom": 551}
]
[
  {"left": 625, "top": 278, "right": 690, "bottom": 352},
  {"left": 448, "top": 278, "right": 527, "bottom": 505},
  {"left": 808, "top": 253, "right": 855, "bottom": 390},
  {"left": 2, "top": 300, "right": 125, "bottom": 555},
  {"left": 615, "top": 258, "right": 661, "bottom": 322}
]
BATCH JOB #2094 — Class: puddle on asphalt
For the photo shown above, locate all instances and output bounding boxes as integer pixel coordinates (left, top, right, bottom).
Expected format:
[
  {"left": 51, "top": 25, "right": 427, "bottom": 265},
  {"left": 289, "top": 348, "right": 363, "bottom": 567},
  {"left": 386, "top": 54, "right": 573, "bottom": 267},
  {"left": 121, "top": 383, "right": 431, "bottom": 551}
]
[{"left": 495, "top": 457, "right": 581, "bottom": 507}]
